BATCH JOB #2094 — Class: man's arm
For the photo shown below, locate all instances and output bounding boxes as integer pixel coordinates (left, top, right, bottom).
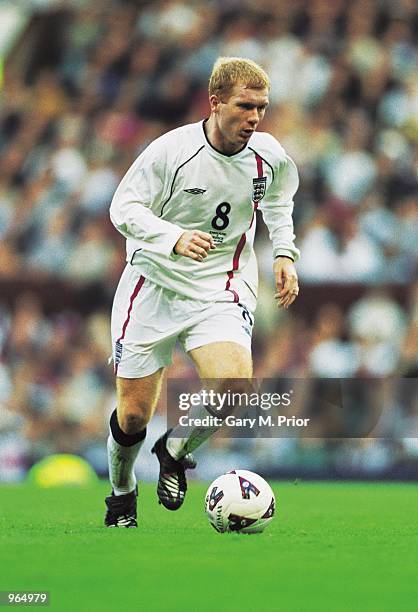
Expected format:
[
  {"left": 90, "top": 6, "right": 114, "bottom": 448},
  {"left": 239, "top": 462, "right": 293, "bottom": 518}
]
[
  {"left": 110, "top": 144, "right": 214, "bottom": 261},
  {"left": 110, "top": 148, "right": 183, "bottom": 257},
  {"left": 259, "top": 154, "right": 300, "bottom": 308}
]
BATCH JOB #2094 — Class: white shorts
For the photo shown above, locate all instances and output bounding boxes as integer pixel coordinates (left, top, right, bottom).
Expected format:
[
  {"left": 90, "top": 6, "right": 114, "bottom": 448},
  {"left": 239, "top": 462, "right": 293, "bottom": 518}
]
[{"left": 111, "top": 265, "right": 256, "bottom": 378}]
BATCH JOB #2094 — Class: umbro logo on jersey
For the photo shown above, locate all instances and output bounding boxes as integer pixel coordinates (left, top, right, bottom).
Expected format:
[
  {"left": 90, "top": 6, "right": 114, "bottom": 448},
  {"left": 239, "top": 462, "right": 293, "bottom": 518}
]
[{"left": 183, "top": 188, "right": 206, "bottom": 195}]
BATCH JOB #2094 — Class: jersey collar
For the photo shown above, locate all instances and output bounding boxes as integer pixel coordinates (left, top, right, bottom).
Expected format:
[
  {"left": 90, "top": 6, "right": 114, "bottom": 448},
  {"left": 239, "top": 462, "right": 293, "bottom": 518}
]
[{"left": 201, "top": 120, "right": 249, "bottom": 161}]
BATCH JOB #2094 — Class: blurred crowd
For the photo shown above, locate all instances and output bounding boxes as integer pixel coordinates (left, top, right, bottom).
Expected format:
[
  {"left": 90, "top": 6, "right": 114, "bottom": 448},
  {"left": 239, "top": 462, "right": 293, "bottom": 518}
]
[{"left": 0, "top": 0, "right": 417, "bottom": 480}]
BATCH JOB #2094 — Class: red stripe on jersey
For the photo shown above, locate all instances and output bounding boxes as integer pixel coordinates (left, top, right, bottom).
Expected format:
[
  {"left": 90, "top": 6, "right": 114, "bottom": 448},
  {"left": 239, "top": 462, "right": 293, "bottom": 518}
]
[
  {"left": 225, "top": 271, "right": 239, "bottom": 302},
  {"left": 224, "top": 152, "right": 264, "bottom": 301},
  {"left": 233, "top": 232, "right": 247, "bottom": 271},
  {"left": 115, "top": 274, "right": 145, "bottom": 374},
  {"left": 225, "top": 235, "right": 246, "bottom": 303},
  {"left": 256, "top": 153, "right": 263, "bottom": 178}
]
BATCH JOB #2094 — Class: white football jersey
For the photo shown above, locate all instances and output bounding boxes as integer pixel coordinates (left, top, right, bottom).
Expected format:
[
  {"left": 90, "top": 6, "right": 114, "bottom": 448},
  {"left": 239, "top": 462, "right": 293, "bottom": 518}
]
[{"left": 110, "top": 120, "right": 299, "bottom": 302}]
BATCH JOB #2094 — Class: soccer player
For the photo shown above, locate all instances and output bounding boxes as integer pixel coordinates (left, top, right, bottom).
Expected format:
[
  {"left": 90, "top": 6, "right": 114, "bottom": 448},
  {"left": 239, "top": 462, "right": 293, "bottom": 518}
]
[{"left": 105, "top": 57, "right": 300, "bottom": 527}]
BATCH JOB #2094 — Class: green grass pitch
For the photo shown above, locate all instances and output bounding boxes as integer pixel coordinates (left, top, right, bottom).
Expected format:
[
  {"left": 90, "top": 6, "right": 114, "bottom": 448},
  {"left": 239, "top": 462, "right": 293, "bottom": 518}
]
[{"left": 0, "top": 481, "right": 416, "bottom": 612}]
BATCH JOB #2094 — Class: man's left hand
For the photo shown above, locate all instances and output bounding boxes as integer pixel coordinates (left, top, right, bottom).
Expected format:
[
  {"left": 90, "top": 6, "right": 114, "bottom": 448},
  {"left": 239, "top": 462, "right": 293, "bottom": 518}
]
[{"left": 274, "top": 257, "right": 299, "bottom": 309}]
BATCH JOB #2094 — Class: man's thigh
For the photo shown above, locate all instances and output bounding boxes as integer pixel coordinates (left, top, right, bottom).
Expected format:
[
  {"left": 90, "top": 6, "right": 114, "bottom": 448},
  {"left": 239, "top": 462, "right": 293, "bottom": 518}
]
[
  {"left": 116, "top": 368, "right": 165, "bottom": 418},
  {"left": 188, "top": 343, "right": 253, "bottom": 419},
  {"left": 180, "top": 294, "right": 256, "bottom": 379},
  {"left": 188, "top": 342, "right": 253, "bottom": 379}
]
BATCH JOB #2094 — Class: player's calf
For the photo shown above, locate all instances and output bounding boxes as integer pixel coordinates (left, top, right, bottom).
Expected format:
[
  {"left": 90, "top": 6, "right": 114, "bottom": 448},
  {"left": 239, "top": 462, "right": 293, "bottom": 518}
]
[{"left": 106, "top": 408, "right": 146, "bottom": 520}]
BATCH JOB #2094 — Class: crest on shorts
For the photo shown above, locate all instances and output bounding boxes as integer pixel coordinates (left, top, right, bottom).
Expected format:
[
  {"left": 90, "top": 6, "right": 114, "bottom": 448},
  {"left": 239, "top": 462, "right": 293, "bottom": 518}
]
[
  {"left": 114, "top": 341, "right": 123, "bottom": 366},
  {"left": 252, "top": 177, "right": 267, "bottom": 202}
]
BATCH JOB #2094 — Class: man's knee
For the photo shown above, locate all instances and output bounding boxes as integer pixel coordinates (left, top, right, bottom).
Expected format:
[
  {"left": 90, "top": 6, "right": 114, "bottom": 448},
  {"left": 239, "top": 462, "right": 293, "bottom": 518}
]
[
  {"left": 116, "top": 387, "right": 154, "bottom": 434},
  {"left": 117, "top": 403, "right": 151, "bottom": 434}
]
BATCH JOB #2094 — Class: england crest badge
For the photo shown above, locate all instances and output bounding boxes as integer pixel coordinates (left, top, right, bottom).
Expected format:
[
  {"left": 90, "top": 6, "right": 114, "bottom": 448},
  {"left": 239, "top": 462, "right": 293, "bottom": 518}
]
[{"left": 252, "top": 177, "right": 267, "bottom": 202}]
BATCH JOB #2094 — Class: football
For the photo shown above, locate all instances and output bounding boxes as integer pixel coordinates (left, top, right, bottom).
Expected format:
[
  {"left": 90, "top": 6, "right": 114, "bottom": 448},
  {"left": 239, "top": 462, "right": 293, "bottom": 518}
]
[{"left": 205, "top": 469, "right": 275, "bottom": 534}]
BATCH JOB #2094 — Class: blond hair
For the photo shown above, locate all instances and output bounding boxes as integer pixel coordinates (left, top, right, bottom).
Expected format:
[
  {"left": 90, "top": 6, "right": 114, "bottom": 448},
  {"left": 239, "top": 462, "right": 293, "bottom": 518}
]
[{"left": 209, "top": 57, "right": 270, "bottom": 99}]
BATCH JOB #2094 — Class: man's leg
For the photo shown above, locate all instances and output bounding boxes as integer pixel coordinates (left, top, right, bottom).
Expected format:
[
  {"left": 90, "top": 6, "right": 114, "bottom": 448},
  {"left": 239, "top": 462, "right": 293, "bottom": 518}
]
[
  {"left": 167, "top": 341, "right": 253, "bottom": 458},
  {"left": 105, "top": 369, "right": 164, "bottom": 527},
  {"left": 153, "top": 342, "right": 252, "bottom": 510}
]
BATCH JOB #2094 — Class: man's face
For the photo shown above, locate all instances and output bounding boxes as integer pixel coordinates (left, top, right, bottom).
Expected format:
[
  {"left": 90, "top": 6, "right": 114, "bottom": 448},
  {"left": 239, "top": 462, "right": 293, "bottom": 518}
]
[{"left": 210, "top": 83, "right": 269, "bottom": 153}]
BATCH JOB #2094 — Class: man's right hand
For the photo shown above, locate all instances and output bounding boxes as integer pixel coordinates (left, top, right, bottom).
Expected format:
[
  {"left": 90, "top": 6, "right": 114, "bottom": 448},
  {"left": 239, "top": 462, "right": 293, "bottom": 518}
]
[{"left": 174, "top": 230, "right": 215, "bottom": 261}]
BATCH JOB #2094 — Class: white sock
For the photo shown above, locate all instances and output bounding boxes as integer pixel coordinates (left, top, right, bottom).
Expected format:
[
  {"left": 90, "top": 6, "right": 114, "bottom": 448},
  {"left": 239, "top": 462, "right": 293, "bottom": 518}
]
[
  {"left": 166, "top": 402, "right": 222, "bottom": 460},
  {"left": 107, "top": 435, "right": 144, "bottom": 496}
]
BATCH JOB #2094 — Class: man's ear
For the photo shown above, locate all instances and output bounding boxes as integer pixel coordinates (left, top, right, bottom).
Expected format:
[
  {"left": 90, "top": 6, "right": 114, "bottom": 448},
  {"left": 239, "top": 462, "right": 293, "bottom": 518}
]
[{"left": 209, "top": 94, "right": 221, "bottom": 113}]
